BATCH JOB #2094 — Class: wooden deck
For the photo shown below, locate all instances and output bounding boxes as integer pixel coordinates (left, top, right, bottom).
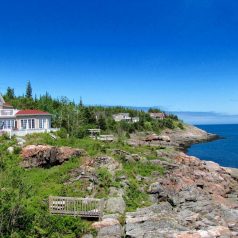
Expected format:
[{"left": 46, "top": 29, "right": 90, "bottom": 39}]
[{"left": 49, "top": 196, "right": 104, "bottom": 219}]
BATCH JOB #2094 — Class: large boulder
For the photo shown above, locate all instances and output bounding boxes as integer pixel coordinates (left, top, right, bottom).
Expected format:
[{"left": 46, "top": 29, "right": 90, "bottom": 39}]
[
  {"left": 21, "top": 145, "right": 85, "bottom": 168},
  {"left": 147, "top": 182, "right": 163, "bottom": 194},
  {"left": 92, "top": 218, "right": 123, "bottom": 238},
  {"left": 16, "top": 137, "right": 26, "bottom": 147},
  {"left": 7, "top": 146, "right": 14, "bottom": 154},
  {"left": 105, "top": 197, "right": 126, "bottom": 214}
]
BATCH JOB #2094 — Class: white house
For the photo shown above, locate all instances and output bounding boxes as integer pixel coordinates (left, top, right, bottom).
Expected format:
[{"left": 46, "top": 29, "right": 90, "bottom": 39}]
[
  {"left": 113, "top": 113, "right": 140, "bottom": 123},
  {"left": 0, "top": 95, "right": 58, "bottom": 136},
  {"left": 113, "top": 113, "right": 131, "bottom": 122}
]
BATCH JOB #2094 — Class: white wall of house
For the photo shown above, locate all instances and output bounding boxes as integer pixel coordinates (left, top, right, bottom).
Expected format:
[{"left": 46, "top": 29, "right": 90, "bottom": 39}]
[
  {"left": 0, "top": 119, "right": 16, "bottom": 129},
  {"left": 132, "top": 117, "right": 140, "bottom": 123},
  {"left": 16, "top": 115, "right": 51, "bottom": 130},
  {"left": 0, "top": 109, "right": 18, "bottom": 129},
  {"left": 0, "top": 115, "right": 52, "bottom": 131},
  {"left": 113, "top": 113, "right": 140, "bottom": 123}
]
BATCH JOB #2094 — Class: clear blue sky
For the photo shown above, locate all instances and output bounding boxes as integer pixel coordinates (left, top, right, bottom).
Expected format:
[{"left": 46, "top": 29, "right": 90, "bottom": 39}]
[{"left": 0, "top": 0, "right": 238, "bottom": 120}]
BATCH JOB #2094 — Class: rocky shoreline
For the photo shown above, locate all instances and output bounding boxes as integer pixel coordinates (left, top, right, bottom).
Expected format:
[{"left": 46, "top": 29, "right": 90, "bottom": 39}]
[
  {"left": 160, "top": 124, "right": 221, "bottom": 151},
  {"left": 92, "top": 125, "right": 238, "bottom": 238},
  {"left": 125, "top": 153, "right": 238, "bottom": 238},
  {"left": 19, "top": 125, "right": 238, "bottom": 237},
  {"left": 128, "top": 124, "right": 220, "bottom": 151}
]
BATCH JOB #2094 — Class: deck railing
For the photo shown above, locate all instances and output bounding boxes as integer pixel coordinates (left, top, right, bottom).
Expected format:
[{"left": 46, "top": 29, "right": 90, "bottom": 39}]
[{"left": 49, "top": 196, "right": 104, "bottom": 219}]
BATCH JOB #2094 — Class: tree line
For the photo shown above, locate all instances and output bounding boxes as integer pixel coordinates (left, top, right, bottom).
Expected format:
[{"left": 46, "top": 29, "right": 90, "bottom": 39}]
[{"left": 3, "top": 81, "right": 182, "bottom": 137}]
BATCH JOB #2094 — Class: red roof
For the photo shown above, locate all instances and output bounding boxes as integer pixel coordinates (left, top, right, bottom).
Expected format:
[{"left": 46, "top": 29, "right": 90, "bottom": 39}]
[{"left": 16, "top": 110, "right": 50, "bottom": 116}]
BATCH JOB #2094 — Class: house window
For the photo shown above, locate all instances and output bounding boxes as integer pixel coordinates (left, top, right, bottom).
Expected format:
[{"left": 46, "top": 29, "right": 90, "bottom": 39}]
[
  {"left": 6, "top": 120, "right": 10, "bottom": 128},
  {"left": 28, "top": 119, "right": 31, "bottom": 129},
  {"left": 0, "top": 120, "right": 15, "bottom": 129},
  {"left": 39, "top": 118, "right": 47, "bottom": 129},
  {"left": 32, "top": 119, "right": 35, "bottom": 129},
  {"left": 21, "top": 119, "right": 35, "bottom": 129},
  {"left": 0, "top": 120, "right": 3, "bottom": 129},
  {"left": 0, "top": 110, "right": 13, "bottom": 116},
  {"left": 21, "top": 119, "right": 27, "bottom": 129}
]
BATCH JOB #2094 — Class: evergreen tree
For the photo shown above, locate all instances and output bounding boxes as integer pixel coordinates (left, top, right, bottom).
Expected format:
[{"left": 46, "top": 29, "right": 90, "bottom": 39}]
[
  {"left": 79, "top": 97, "right": 83, "bottom": 107},
  {"left": 5, "top": 87, "right": 15, "bottom": 99},
  {"left": 26, "top": 81, "right": 32, "bottom": 98},
  {"left": 97, "top": 114, "right": 106, "bottom": 130}
]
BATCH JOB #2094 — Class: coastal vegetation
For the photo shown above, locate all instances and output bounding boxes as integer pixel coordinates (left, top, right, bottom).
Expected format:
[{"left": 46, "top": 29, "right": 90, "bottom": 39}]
[
  {"left": 0, "top": 83, "right": 184, "bottom": 237},
  {"left": 0, "top": 131, "right": 167, "bottom": 237},
  {"left": 3, "top": 83, "right": 183, "bottom": 138}
]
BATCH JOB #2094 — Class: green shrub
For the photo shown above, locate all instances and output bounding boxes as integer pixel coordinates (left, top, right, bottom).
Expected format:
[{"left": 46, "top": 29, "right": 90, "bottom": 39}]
[
  {"left": 56, "top": 128, "right": 68, "bottom": 138},
  {"left": 96, "top": 167, "right": 113, "bottom": 197},
  {"left": 31, "top": 214, "right": 95, "bottom": 237},
  {"left": 178, "top": 122, "right": 184, "bottom": 129},
  {"left": 124, "top": 178, "right": 150, "bottom": 211}
]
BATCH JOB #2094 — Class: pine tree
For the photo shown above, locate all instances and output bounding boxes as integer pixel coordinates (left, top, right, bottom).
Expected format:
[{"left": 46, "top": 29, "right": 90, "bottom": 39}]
[
  {"left": 26, "top": 81, "right": 32, "bottom": 99},
  {"left": 79, "top": 97, "right": 83, "bottom": 107},
  {"left": 97, "top": 114, "right": 106, "bottom": 130},
  {"left": 5, "top": 87, "right": 15, "bottom": 99}
]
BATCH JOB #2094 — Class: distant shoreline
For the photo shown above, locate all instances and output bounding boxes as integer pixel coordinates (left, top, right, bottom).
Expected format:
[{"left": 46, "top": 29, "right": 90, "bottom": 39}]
[
  {"left": 182, "top": 133, "right": 222, "bottom": 154},
  {"left": 186, "top": 124, "right": 238, "bottom": 169}
]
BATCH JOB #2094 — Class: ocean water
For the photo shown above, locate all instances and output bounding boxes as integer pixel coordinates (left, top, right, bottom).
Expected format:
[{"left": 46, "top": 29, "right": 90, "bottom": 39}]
[{"left": 188, "top": 124, "right": 238, "bottom": 168}]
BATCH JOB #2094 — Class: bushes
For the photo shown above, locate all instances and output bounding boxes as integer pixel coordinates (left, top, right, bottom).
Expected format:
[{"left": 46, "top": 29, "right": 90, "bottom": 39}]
[
  {"left": 56, "top": 128, "right": 68, "bottom": 138},
  {"left": 31, "top": 214, "right": 94, "bottom": 238},
  {"left": 122, "top": 160, "right": 164, "bottom": 211},
  {"left": 0, "top": 136, "right": 95, "bottom": 238},
  {"left": 124, "top": 178, "right": 150, "bottom": 212},
  {"left": 0, "top": 168, "right": 33, "bottom": 237},
  {"left": 178, "top": 122, "right": 184, "bottom": 129},
  {"left": 96, "top": 167, "right": 113, "bottom": 197},
  {"left": 161, "top": 118, "right": 175, "bottom": 129}
]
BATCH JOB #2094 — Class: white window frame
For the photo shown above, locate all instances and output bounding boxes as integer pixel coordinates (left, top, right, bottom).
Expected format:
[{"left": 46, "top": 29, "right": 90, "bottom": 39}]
[
  {"left": 21, "top": 119, "right": 27, "bottom": 129},
  {"left": 0, "top": 119, "right": 15, "bottom": 129},
  {"left": 39, "top": 118, "right": 47, "bottom": 129},
  {"left": 20, "top": 118, "right": 35, "bottom": 130}
]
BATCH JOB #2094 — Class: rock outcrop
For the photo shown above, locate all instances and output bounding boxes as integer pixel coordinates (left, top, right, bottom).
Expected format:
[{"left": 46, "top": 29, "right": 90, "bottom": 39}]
[
  {"left": 105, "top": 197, "right": 126, "bottom": 214},
  {"left": 128, "top": 125, "right": 219, "bottom": 149},
  {"left": 92, "top": 217, "right": 123, "bottom": 238},
  {"left": 160, "top": 124, "right": 219, "bottom": 148},
  {"left": 125, "top": 152, "right": 238, "bottom": 237},
  {"left": 21, "top": 145, "right": 85, "bottom": 168}
]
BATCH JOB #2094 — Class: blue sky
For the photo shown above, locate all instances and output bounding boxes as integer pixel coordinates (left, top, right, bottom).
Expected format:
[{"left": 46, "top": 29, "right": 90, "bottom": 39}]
[{"left": 0, "top": 0, "right": 238, "bottom": 123}]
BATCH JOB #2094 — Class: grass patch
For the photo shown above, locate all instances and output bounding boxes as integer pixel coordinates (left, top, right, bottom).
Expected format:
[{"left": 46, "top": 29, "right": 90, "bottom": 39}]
[{"left": 124, "top": 178, "right": 151, "bottom": 212}]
